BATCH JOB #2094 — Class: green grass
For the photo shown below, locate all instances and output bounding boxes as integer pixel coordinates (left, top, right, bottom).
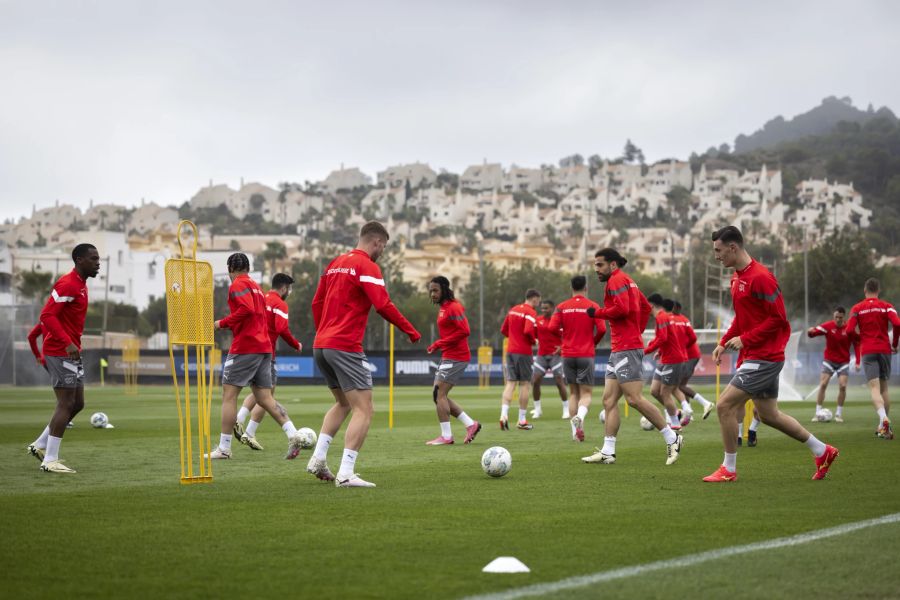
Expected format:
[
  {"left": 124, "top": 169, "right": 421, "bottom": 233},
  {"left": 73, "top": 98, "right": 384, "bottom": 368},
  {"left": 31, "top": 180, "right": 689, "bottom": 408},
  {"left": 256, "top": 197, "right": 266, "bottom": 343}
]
[{"left": 1, "top": 383, "right": 899, "bottom": 599}]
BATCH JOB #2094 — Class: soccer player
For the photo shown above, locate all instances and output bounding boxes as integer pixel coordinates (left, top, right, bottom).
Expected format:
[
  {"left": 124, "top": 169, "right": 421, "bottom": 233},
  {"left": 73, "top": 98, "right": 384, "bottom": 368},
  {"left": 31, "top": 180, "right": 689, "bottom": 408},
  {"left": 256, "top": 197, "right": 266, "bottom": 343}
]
[
  {"left": 532, "top": 299, "right": 568, "bottom": 419},
  {"left": 233, "top": 273, "right": 304, "bottom": 451},
  {"left": 307, "top": 221, "right": 421, "bottom": 487},
  {"left": 670, "top": 300, "right": 714, "bottom": 424},
  {"left": 645, "top": 293, "right": 687, "bottom": 431},
  {"left": 500, "top": 289, "right": 541, "bottom": 431},
  {"left": 846, "top": 278, "right": 900, "bottom": 439},
  {"left": 26, "top": 243, "right": 101, "bottom": 473},
  {"left": 424, "top": 276, "right": 481, "bottom": 445},
  {"left": 807, "top": 306, "right": 860, "bottom": 424},
  {"left": 703, "top": 226, "right": 838, "bottom": 482},
  {"left": 581, "top": 248, "right": 684, "bottom": 465},
  {"left": 549, "top": 275, "right": 606, "bottom": 441},
  {"left": 208, "top": 254, "right": 305, "bottom": 460}
]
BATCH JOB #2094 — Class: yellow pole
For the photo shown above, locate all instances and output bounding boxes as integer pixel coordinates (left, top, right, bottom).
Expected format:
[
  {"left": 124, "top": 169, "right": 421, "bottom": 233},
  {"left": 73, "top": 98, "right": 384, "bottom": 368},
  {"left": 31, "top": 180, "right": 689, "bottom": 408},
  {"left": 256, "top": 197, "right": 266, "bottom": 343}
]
[{"left": 389, "top": 325, "right": 395, "bottom": 430}]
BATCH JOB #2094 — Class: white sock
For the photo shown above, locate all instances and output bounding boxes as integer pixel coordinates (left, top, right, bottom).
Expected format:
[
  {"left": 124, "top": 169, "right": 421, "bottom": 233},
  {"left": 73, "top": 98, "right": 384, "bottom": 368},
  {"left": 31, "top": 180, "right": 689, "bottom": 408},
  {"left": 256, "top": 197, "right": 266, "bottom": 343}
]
[
  {"left": 577, "top": 405, "right": 588, "bottom": 420},
  {"left": 219, "top": 433, "right": 232, "bottom": 451},
  {"left": 246, "top": 420, "right": 260, "bottom": 437},
  {"left": 601, "top": 436, "right": 616, "bottom": 455},
  {"left": 723, "top": 452, "right": 737, "bottom": 472},
  {"left": 695, "top": 393, "right": 711, "bottom": 408},
  {"left": 440, "top": 421, "right": 452, "bottom": 438},
  {"left": 815, "top": 405, "right": 823, "bottom": 415},
  {"left": 805, "top": 434, "right": 826, "bottom": 457},
  {"left": 669, "top": 413, "right": 681, "bottom": 427},
  {"left": 236, "top": 406, "right": 250, "bottom": 425},
  {"left": 877, "top": 407, "right": 888, "bottom": 421},
  {"left": 681, "top": 400, "right": 691, "bottom": 413},
  {"left": 737, "top": 424, "right": 744, "bottom": 437},
  {"left": 518, "top": 408, "right": 527, "bottom": 423},
  {"left": 282, "top": 420, "right": 297, "bottom": 438},
  {"left": 660, "top": 426, "right": 677, "bottom": 445},
  {"left": 533, "top": 400, "right": 542, "bottom": 412},
  {"left": 33, "top": 425, "right": 51, "bottom": 448},
  {"left": 836, "top": 406, "right": 843, "bottom": 417},
  {"left": 456, "top": 412, "right": 475, "bottom": 427},
  {"left": 45, "top": 435, "right": 62, "bottom": 462},
  {"left": 749, "top": 418, "right": 760, "bottom": 432},
  {"left": 562, "top": 404, "right": 569, "bottom": 416},
  {"left": 313, "top": 433, "right": 333, "bottom": 460},
  {"left": 500, "top": 404, "right": 509, "bottom": 420},
  {"left": 337, "top": 448, "right": 358, "bottom": 479}
]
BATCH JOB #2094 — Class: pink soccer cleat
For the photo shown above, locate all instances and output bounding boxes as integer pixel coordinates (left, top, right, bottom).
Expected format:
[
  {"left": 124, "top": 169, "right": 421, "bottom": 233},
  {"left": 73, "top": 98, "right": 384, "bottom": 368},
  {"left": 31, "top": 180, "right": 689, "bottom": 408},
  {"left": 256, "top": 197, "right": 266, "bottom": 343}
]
[
  {"left": 812, "top": 445, "right": 839, "bottom": 480},
  {"left": 463, "top": 421, "right": 482, "bottom": 444},
  {"left": 425, "top": 436, "right": 454, "bottom": 446},
  {"left": 702, "top": 465, "right": 737, "bottom": 482}
]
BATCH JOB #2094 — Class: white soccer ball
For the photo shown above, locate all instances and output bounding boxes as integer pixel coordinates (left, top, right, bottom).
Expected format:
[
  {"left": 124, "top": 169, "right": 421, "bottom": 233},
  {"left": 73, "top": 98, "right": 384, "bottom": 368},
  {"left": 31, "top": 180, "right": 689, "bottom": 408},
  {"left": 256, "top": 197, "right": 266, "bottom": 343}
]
[
  {"left": 640, "top": 416, "right": 655, "bottom": 431},
  {"left": 90, "top": 412, "right": 109, "bottom": 428},
  {"left": 481, "top": 446, "right": 512, "bottom": 478},
  {"left": 599, "top": 409, "right": 606, "bottom": 423},
  {"left": 818, "top": 409, "right": 833, "bottom": 423},
  {"left": 296, "top": 427, "right": 317, "bottom": 449}
]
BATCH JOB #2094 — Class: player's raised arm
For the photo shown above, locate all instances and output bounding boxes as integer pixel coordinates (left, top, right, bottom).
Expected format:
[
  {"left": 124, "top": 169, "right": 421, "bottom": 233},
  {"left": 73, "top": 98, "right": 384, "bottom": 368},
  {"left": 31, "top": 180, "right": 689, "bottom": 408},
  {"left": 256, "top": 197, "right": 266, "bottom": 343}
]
[{"left": 358, "top": 262, "right": 420, "bottom": 342}]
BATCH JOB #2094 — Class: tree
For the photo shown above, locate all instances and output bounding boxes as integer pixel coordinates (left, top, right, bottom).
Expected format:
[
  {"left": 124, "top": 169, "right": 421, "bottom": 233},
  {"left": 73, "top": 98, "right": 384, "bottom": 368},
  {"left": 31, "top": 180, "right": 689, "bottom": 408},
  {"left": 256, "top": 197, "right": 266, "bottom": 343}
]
[
  {"left": 229, "top": 239, "right": 241, "bottom": 251},
  {"left": 16, "top": 270, "right": 53, "bottom": 303},
  {"left": 559, "top": 154, "right": 585, "bottom": 168},
  {"left": 666, "top": 185, "right": 692, "bottom": 225},
  {"left": 622, "top": 139, "right": 645, "bottom": 165},
  {"left": 261, "top": 241, "right": 287, "bottom": 278}
]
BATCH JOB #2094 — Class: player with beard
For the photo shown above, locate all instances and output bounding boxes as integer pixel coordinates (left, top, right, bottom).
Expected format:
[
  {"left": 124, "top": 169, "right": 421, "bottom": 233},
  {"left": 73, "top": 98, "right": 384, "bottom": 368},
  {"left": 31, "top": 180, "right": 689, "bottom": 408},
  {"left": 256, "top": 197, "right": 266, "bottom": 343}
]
[{"left": 807, "top": 306, "right": 860, "bottom": 424}]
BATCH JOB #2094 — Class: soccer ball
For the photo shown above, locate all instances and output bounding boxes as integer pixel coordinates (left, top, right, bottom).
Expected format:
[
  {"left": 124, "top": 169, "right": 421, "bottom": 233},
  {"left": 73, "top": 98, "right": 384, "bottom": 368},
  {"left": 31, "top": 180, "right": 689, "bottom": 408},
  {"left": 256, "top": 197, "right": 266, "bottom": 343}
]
[
  {"left": 296, "top": 427, "right": 317, "bottom": 449},
  {"left": 818, "top": 409, "right": 834, "bottom": 423},
  {"left": 640, "top": 416, "right": 655, "bottom": 431},
  {"left": 481, "top": 446, "right": 512, "bottom": 478},
  {"left": 599, "top": 409, "right": 606, "bottom": 423},
  {"left": 90, "top": 412, "right": 109, "bottom": 428}
]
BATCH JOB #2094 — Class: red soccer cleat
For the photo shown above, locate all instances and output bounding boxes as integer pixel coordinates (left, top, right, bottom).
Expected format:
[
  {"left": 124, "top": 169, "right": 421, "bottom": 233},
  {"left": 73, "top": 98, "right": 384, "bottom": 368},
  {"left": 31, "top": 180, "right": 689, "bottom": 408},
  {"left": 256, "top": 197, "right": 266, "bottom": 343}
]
[
  {"left": 464, "top": 421, "right": 482, "bottom": 444},
  {"left": 877, "top": 419, "right": 894, "bottom": 440},
  {"left": 812, "top": 444, "right": 839, "bottom": 480},
  {"left": 499, "top": 418, "right": 509, "bottom": 431},
  {"left": 702, "top": 465, "right": 737, "bottom": 482},
  {"left": 425, "top": 436, "right": 454, "bottom": 446}
]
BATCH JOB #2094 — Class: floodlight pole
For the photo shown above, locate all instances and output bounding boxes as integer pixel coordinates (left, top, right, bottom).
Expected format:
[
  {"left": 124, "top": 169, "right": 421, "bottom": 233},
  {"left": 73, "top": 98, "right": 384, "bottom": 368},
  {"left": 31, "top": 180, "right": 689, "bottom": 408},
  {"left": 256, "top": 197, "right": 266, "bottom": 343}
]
[{"left": 478, "top": 241, "right": 485, "bottom": 345}]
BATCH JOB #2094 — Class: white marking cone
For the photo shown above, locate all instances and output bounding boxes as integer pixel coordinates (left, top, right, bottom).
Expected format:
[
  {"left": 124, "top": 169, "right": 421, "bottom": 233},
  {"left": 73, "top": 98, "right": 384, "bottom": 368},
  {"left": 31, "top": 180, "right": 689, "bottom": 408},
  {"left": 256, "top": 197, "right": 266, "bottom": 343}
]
[{"left": 482, "top": 556, "right": 530, "bottom": 573}]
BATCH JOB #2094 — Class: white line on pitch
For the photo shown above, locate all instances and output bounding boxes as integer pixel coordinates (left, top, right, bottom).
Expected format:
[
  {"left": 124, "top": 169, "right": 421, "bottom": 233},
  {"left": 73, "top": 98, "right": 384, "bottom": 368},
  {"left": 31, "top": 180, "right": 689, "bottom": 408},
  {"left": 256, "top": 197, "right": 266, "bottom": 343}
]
[{"left": 463, "top": 512, "right": 900, "bottom": 600}]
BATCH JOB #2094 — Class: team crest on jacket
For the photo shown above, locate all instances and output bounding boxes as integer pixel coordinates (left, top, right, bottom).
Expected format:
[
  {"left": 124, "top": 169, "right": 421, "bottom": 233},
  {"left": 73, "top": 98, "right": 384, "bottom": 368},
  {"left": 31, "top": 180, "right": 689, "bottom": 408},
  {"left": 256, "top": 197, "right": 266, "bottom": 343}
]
[{"left": 350, "top": 268, "right": 356, "bottom": 276}]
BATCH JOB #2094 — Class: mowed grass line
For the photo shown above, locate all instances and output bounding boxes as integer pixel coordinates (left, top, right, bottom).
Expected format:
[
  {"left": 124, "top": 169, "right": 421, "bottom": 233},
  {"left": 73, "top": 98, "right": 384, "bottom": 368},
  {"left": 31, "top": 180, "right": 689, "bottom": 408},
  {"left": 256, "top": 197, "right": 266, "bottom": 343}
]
[{"left": 1, "top": 384, "right": 898, "bottom": 599}]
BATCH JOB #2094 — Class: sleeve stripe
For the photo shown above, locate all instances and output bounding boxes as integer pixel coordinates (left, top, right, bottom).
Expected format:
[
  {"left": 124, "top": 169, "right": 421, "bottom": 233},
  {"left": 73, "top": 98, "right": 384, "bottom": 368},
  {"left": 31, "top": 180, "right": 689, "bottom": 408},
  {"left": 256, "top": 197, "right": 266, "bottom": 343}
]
[
  {"left": 816, "top": 326, "right": 827, "bottom": 333},
  {"left": 525, "top": 315, "right": 537, "bottom": 324},
  {"left": 51, "top": 290, "right": 74, "bottom": 303},
  {"left": 360, "top": 275, "right": 385, "bottom": 286},
  {"left": 273, "top": 308, "right": 289, "bottom": 319}
]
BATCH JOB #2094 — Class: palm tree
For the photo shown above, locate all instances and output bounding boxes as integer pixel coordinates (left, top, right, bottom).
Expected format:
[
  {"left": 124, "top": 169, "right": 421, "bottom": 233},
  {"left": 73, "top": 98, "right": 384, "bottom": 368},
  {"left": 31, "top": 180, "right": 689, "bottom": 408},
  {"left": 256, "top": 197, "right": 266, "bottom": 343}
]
[{"left": 261, "top": 241, "right": 287, "bottom": 278}]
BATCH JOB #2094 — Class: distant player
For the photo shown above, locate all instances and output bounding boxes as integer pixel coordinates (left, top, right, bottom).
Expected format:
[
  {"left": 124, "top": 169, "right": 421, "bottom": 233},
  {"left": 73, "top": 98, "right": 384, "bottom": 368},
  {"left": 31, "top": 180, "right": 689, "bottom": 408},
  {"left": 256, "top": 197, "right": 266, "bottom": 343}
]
[
  {"left": 531, "top": 300, "right": 569, "bottom": 419},
  {"left": 645, "top": 294, "right": 687, "bottom": 431},
  {"left": 670, "top": 300, "right": 714, "bottom": 424},
  {"left": 581, "top": 248, "right": 684, "bottom": 465},
  {"left": 703, "top": 226, "right": 838, "bottom": 482},
  {"left": 26, "top": 243, "right": 101, "bottom": 473},
  {"left": 846, "top": 278, "right": 900, "bottom": 439},
  {"left": 549, "top": 275, "right": 605, "bottom": 441},
  {"left": 209, "top": 254, "right": 305, "bottom": 460},
  {"left": 307, "top": 222, "right": 421, "bottom": 487},
  {"left": 499, "top": 289, "right": 541, "bottom": 431},
  {"left": 233, "top": 273, "right": 304, "bottom": 451},
  {"left": 807, "top": 306, "right": 860, "bottom": 423},
  {"left": 424, "top": 276, "right": 481, "bottom": 445}
]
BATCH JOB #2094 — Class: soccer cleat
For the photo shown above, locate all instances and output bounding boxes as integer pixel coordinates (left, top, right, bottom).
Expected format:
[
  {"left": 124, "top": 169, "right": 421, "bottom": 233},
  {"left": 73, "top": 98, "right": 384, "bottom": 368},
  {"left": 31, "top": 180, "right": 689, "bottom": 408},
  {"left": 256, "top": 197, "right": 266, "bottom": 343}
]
[
  {"left": 425, "top": 435, "right": 454, "bottom": 445},
  {"left": 877, "top": 419, "right": 894, "bottom": 440},
  {"left": 680, "top": 413, "right": 692, "bottom": 427},
  {"left": 702, "top": 465, "right": 737, "bottom": 482},
  {"left": 499, "top": 418, "right": 509, "bottom": 431},
  {"left": 812, "top": 444, "right": 839, "bottom": 480},
  {"left": 811, "top": 414, "right": 821, "bottom": 423},
  {"left": 835, "top": 415, "right": 844, "bottom": 423},
  {"left": 665, "top": 434, "right": 683, "bottom": 465},
  {"left": 571, "top": 415, "right": 584, "bottom": 441},
  {"left": 306, "top": 457, "right": 335, "bottom": 482},
  {"left": 561, "top": 409, "right": 570, "bottom": 419},
  {"left": 517, "top": 421, "right": 534, "bottom": 430},
  {"left": 463, "top": 421, "right": 482, "bottom": 444},
  {"left": 40, "top": 460, "right": 76, "bottom": 474},
  {"left": 66, "top": 421, "right": 74, "bottom": 429},
  {"left": 205, "top": 447, "right": 232, "bottom": 460},
  {"left": 582, "top": 448, "right": 616, "bottom": 464},
  {"left": 670, "top": 423, "right": 682, "bottom": 431},
  {"left": 702, "top": 403, "right": 714, "bottom": 420},
  {"left": 747, "top": 430, "right": 758, "bottom": 447},
  {"left": 284, "top": 434, "right": 304, "bottom": 460},
  {"left": 737, "top": 436, "right": 743, "bottom": 447},
  {"left": 27, "top": 444, "right": 45, "bottom": 462},
  {"left": 530, "top": 409, "right": 542, "bottom": 419},
  {"left": 233, "top": 421, "right": 245, "bottom": 439},
  {"left": 240, "top": 434, "right": 264, "bottom": 450},
  {"left": 336, "top": 473, "right": 376, "bottom": 488}
]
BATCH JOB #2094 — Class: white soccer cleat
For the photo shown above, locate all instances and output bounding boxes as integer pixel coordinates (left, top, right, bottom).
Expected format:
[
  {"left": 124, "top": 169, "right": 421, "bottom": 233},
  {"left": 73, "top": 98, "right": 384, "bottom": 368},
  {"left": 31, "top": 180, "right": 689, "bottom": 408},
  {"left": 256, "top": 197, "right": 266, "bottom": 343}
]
[
  {"left": 306, "top": 457, "right": 335, "bottom": 482},
  {"left": 582, "top": 448, "right": 616, "bottom": 464},
  {"left": 233, "top": 421, "right": 245, "bottom": 439},
  {"left": 27, "top": 444, "right": 45, "bottom": 462},
  {"left": 40, "top": 460, "right": 76, "bottom": 473},
  {"left": 530, "top": 409, "right": 542, "bottom": 419},
  {"left": 702, "top": 403, "right": 714, "bottom": 420},
  {"left": 335, "top": 473, "right": 376, "bottom": 488},
  {"left": 240, "top": 434, "right": 264, "bottom": 450},
  {"left": 285, "top": 434, "right": 304, "bottom": 460},
  {"left": 205, "top": 447, "right": 232, "bottom": 460},
  {"left": 666, "top": 434, "right": 684, "bottom": 465}
]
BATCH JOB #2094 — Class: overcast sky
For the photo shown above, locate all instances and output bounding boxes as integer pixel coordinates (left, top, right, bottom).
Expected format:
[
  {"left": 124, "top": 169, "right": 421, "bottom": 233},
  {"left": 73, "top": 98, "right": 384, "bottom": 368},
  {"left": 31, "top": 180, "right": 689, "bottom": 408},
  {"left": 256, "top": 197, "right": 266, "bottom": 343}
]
[{"left": 1, "top": 0, "right": 898, "bottom": 222}]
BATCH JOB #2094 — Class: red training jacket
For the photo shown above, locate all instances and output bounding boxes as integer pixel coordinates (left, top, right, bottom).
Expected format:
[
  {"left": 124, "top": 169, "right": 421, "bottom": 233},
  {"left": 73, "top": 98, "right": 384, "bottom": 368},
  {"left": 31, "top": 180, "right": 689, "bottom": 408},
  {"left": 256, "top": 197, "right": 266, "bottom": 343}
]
[
  {"left": 645, "top": 310, "right": 688, "bottom": 365},
  {"left": 39, "top": 269, "right": 89, "bottom": 357},
  {"left": 720, "top": 260, "right": 790, "bottom": 365},
  {"left": 501, "top": 302, "right": 538, "bottom": 355},
  {"left": 548, "top": 295, "right": 606, "bottom": 358},
  {"left": 428, "top": 299, "right": 471, "bottom": 362},
  {"left": 592, "top": 269, "right": 651, "bottom": 353},
  {"left": 808, "top": 320, "right": 860, "bottom": 364},
  {"left": 218, "top": 274, "right": 272, "bottom": 354},
  {"left": 312, "top": 249, "right": 419, "bottom": 352},
  {"left": 265, "top": 290, "right": 302, "bottom": 355},
  {"left": 846, "top": 298, "right": 900, "bottom": 355},
  {"left": 535, "top": 314, "right": 562, "bottom": 356},
  {"left": 672, "top": 314, "right": 701, "bottom": 359}
]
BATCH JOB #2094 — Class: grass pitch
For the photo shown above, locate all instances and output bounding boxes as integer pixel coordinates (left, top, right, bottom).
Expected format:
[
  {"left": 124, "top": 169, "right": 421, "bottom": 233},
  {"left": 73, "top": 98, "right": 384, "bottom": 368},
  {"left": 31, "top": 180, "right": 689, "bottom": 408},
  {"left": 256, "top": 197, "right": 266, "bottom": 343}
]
[{"left": 2, "top": 383, "right": 899, "bottom": 599}]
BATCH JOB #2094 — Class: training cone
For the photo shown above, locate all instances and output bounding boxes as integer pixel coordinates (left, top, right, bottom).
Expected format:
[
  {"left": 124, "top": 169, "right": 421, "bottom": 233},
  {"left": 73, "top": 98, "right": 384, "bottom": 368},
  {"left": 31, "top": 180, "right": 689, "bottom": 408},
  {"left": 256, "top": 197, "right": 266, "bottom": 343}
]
[{"left": 482, "top": 557, "right": 530, "bottom": 573}]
